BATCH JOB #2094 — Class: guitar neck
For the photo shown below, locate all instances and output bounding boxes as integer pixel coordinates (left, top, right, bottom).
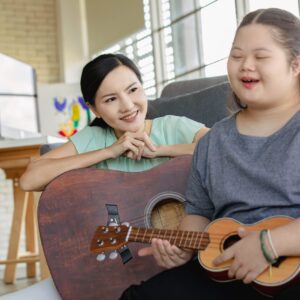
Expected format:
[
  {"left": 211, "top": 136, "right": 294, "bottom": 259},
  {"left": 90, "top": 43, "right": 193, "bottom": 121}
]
[{"left": 128, "top": 227, "right": 210, "bottom": 250}]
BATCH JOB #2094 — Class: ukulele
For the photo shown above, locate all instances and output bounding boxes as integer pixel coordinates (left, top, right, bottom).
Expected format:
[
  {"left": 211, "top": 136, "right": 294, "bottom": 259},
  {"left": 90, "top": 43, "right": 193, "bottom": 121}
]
[{"left": 90, "top": 216, "right": 300, "bottom": 297}]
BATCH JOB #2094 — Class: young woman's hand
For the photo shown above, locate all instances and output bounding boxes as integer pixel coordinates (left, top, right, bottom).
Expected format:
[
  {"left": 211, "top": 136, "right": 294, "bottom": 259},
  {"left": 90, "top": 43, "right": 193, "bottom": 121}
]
[
  {"left": 122, "top": 132, "right": 156, "bottom": 160},
  {"left": 213, "top": 227, "right": 269, "bottom": 284},
  {"left": 138, "top": 238, "right": 193, "bottom": 269},
  {"left": 109, "top": 131, "right": 156, "bottom": 159}
]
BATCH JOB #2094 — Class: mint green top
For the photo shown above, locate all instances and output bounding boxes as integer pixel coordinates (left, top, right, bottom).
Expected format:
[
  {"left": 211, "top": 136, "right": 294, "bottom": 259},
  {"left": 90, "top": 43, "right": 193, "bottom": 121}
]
[{"left": 70, "top": 115, "right": 204, "bottom": 172}]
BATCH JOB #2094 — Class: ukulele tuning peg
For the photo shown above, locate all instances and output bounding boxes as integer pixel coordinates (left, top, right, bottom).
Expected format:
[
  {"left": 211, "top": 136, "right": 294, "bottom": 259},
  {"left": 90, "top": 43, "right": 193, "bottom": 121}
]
[
  {"left": 109, "top": 222, "right": 118, "bottom": 226},
  {"left": 96, "top": 253, "right": 106, "bottom": 262},
  {"left": 121, "top": 222, "right": 130, "bottom": 227},
  {"left": 109, "top": 251, "right": 118, "bottom": 260}
]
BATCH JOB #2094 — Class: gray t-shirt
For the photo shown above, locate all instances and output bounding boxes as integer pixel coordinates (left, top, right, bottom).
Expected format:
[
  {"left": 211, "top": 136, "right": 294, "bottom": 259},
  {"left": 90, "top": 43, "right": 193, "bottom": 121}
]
[{"left": 185, "top": 110, "right": 300, "bottom": 224}]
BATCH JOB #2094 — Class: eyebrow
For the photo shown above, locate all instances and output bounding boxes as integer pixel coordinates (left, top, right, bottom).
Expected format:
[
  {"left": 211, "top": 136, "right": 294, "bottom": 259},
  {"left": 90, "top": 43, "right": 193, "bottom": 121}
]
[
  {"left": 101, "top": 82, "right": 138, "bottom": 99},
  {"left": 231, "top": 46, "right": 272, "bottom": 52}
]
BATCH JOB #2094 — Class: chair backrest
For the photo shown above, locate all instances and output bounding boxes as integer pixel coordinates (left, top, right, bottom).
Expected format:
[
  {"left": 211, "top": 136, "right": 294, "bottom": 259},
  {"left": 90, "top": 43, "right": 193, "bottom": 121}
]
[
  {"left": 149, "top": 81, "right": 231, "bottom": 128},
  {"left": 160, "top": 75, "right": 228, "bottom": 97}
]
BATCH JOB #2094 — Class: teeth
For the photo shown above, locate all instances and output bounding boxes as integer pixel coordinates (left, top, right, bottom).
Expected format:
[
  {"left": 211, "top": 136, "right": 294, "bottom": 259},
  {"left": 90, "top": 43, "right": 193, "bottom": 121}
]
[
  {"left": 122, "top": 112, "right": 137, "bottom": 120},
  {"left": 243, "top": 79, "right": 258, "bottom": 83}
]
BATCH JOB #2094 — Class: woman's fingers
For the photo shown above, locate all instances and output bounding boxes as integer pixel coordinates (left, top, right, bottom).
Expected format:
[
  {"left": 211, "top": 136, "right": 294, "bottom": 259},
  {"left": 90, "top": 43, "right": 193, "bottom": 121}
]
[
  {"left": 125, "top": 132, "right": 156, "bottom": 152},
  {"left": 117, "top": 132, "right": 157, "bottom": 160},
  {"left": 141, "top": 133, "right": 156, "bottom": 151},
  {"left": 119, "top": 136, "right": 144, "bottom": 159}
]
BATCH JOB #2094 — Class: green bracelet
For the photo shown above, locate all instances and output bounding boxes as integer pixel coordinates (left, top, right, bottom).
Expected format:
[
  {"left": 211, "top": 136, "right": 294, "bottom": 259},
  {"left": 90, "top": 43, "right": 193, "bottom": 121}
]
[{"left": 259, "top": 229, "right": 277, "bottom": 265}]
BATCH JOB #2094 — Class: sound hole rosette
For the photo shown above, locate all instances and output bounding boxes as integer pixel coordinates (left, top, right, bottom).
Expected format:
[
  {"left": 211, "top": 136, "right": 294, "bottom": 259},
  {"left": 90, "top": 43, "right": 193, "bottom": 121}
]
[{"left": 144, "top": 191, "right": 186, "bottom": 229}]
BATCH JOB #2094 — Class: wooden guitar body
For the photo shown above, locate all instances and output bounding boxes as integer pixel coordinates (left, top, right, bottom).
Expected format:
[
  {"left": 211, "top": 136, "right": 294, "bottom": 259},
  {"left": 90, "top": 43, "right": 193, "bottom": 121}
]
[{"left": 38, "top": 156, "right": 192, "bottom": 300}]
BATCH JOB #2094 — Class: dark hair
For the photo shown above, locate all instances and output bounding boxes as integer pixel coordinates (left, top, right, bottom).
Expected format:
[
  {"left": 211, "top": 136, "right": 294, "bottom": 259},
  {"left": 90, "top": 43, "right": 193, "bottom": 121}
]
[
  {"left": 80, "top": 53, "right": 143, "bottom": 128},
  {"left": 231, "top": 8, "right": 300, "bottom": 109}
]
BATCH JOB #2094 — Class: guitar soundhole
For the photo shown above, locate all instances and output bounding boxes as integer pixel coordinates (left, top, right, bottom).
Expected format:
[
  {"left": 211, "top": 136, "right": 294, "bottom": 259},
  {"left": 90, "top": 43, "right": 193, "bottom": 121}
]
[
  {"left": 223, "top": 234, "right": 241, "bottom": 250},
  {"left": 150, "top": 198, "right": 185, "bottom": 229},
  {"left": 145, "top": 192, "right": 186, "bottom": 229}
]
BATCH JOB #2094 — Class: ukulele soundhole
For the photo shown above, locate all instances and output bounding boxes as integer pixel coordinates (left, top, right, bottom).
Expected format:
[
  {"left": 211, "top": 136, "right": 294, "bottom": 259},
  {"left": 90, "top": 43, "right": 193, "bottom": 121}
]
[
  {"left": 145, "top": 192, "right": 185, "bottom": 229},
  {"left": 273, "top": 256, "right": 285, "bottom": 268},
  {"left": 223, "top": 234, "right": 241, "bottom": 250},
  {"left": 222, "top": 234, "right": 286, "bottom": 268}
]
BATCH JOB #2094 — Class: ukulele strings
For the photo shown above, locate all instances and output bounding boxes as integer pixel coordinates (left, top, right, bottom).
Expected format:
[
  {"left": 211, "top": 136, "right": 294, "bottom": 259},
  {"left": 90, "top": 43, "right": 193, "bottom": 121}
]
[
  {"left": 101, "top": 226, "right": 232, "bottom": 248},
  {"left": 101, "top": 227, "right": 223, "bottom": 248}
]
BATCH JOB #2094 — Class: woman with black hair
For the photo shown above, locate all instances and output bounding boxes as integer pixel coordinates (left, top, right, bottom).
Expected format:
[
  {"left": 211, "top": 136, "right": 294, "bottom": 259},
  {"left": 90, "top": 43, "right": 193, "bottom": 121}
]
[{"left": 20, "top": 53, "right": 208, "bottom": 192}]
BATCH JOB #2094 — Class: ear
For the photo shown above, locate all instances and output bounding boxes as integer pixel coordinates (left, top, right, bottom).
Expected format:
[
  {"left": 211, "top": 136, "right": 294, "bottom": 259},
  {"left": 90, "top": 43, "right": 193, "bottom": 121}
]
[
  {"left": 87, "top": 103, "right": 101, "bottom": 118},
  {"left": 291, "top": 55, "right": 300, "bottom": 76}
]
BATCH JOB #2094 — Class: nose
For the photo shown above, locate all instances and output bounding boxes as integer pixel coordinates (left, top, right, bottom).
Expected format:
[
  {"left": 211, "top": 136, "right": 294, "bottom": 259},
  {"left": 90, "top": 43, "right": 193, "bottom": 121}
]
[
  {"left": 240, "top": 56, "right": 255, "bottom": 72},
  {"left": 119, "top": 94, "right": 134, "bottom": 112}
]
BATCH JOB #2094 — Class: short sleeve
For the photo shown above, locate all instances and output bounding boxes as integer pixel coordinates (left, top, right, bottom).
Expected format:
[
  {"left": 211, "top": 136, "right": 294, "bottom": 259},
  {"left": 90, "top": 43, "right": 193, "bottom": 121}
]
[
  {"left": 185, "top": 137, "right": 214, "bottom": 219},
  {"left": 69, "top": 126, "right": 97, "bottom": 154},
  {"left": 161, "top": 115, "right": 205, "bottom": 144}
]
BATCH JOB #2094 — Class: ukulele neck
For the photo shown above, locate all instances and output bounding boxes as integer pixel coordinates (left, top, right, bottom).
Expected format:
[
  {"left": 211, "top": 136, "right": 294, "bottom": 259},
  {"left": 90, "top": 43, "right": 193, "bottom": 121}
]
[{"left": 128, "top": 227, "right": 209, "bottom": 250}]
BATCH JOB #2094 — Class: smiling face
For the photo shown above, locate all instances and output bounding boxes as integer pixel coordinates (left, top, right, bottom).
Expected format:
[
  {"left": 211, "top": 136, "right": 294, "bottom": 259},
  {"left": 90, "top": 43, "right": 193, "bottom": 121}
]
[
  {"left": 227, "top": 24, "right": 300, "bottom": 110},
  {"left": 90, "top": 65, "right": 148, "bottom": 137}
]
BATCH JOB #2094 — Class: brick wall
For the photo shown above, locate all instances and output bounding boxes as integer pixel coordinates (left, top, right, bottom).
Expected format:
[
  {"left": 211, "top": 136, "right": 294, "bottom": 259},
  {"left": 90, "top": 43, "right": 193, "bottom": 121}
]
[{"left": 0, "top": 0, "right": 60, "bottom": 83}]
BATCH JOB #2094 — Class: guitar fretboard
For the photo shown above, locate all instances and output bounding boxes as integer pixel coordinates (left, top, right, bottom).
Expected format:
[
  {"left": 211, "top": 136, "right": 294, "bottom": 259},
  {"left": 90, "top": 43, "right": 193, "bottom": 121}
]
[{"left": 129, "top": 228, "right": 210, "bottom": 250}]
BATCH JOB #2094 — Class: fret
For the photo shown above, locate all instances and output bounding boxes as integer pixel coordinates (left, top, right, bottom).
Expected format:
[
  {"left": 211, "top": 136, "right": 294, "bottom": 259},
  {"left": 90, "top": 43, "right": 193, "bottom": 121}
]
[
  {"left": 149, "top": 228, "right": 154, "bottom": 242},
  {"left": 182, "top": 231, "right": 187, "bottom": 248},
  {"left": 186, "top": 231, "right": 190, "bottom": 248},
  {"left": 170, "top": 229, "right": 175, "bottom": 245},
  {"left": 163, "top": 228, "right": 168, "bottom": 239},
  {"left": 174, "top": 229, "right": 179, "bottom": 246},
  {"left": 158, "top": 229, "right": 162, "bottom": 239},
  {"left": 190, "top": 231, "right": 195, "bottom": 249},
  {"left": 134, "top": 228, "right": 140, "bottom": 242},
  {"left": 198, "top": 232, "right": 204, "bottom": 250},
  {"left": 179, "top": 230, "right": 184, "bottom": 247},
  {"left": 142, "top": 228, "right": 147, "bottom": 243},
  {"left": 194, "top": 232, "right": 200, "bottom": 249}
]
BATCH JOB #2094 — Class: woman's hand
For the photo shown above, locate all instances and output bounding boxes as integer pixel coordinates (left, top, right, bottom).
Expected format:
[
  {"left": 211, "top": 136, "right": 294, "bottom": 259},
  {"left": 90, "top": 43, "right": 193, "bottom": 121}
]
[
  {"left": 109, "top": 131, "right": 156, "bottom": 159},
  {"left": 213, "top": 227, "right": 269, "bottom": 284},
  {"left": 138, "top": 238, "right": 193, "bottom": 269}
]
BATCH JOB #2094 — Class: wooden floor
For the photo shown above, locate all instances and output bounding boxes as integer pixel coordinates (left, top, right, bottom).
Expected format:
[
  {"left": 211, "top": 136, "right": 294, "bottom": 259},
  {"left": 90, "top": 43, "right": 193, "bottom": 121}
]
[{"left": 0, "top": 267, "right": 40, "bottom": 296}]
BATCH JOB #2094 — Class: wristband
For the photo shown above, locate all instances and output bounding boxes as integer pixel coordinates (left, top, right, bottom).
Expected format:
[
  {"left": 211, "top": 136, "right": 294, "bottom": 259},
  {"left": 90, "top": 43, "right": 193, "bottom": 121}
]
[
  {"left": 259, "top": 229, "right": 278, "bottom": 265},
  {"left": 267, "top": 230, "right": 279, "bottom": 259}
]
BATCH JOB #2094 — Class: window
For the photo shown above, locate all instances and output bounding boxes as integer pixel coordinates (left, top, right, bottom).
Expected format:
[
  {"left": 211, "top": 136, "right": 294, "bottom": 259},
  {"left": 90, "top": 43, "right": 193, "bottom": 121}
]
[
  {"left": 95, "top": 0, "right": 300, "bottom": 98},
  {"left": 100, "top": 0, "right": 156, "bottom": 98}
]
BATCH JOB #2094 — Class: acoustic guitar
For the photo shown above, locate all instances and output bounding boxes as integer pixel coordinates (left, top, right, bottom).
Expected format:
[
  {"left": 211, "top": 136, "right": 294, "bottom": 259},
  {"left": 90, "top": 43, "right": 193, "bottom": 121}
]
[
  {"left": 38, "top": 155, "right": 191, "bottom": 300},
  {"left": 90, "top": 216, "right": 300, "bottom": 297}
]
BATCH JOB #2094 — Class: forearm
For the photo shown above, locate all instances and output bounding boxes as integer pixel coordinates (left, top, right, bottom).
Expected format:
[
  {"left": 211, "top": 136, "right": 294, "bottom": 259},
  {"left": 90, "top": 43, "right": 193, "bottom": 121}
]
[
  {"left": 270, "top": 217, "right": 300, "bottom": 257},
  {"left": 155, "top": 143, "right": 196, "bottom": 157},
  {"left": 20, "top": 148, "right": 113, "bottom": 191},
  {"left": 179, "top": 214, "right": 210, "bottom": 232}
]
